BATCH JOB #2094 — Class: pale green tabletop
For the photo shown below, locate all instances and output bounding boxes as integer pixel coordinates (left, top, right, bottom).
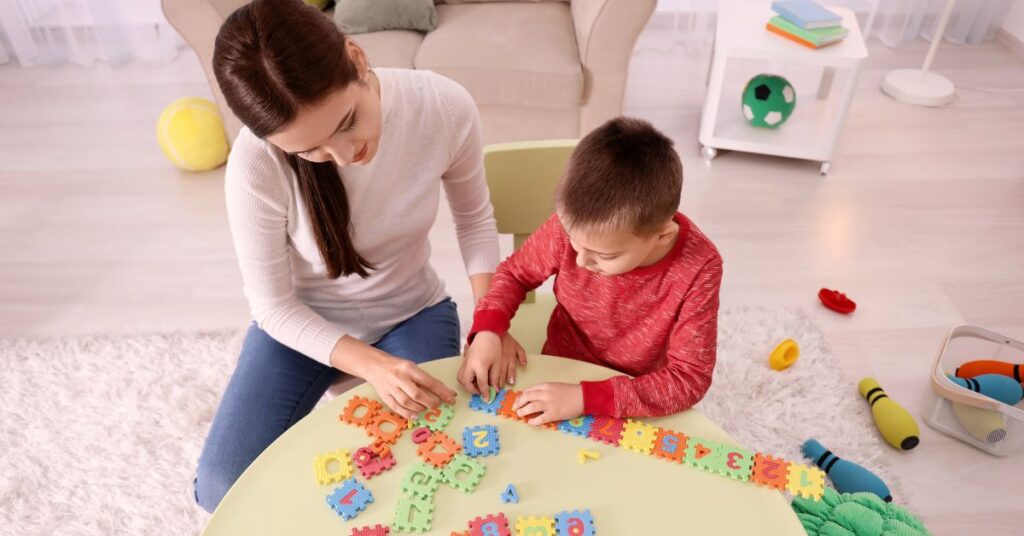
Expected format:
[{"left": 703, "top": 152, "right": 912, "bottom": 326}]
[{"left": 202, "top": 355, "right": 804, "bottom": 535}]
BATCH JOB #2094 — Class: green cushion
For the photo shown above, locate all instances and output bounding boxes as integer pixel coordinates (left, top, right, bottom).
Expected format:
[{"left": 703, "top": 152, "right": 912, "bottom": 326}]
[
  {"left": 333, "top": 0, "right": 437, "bottom": 34},
  {"left": 792, "top": 488, "right": 932, "bottom": 536}
]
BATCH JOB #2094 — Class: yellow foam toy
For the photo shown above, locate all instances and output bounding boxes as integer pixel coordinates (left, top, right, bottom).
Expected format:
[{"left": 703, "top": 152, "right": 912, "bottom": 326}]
[
  {"left": 156, "top": 97, "right": 229, "bottom": 171},
  {"left": 769, "top": 339, "right": 800, "bottom": 371}
]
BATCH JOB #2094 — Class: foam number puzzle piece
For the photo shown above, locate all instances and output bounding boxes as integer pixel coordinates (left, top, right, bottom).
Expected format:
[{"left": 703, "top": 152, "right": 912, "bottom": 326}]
[
  {"left": 352, "top": 525, "right": 390, "bottom": 536},
  {"left": 414, "top": 404, "right": 455, "bottom": 432},
  {"left": 498, "top": 391, "right": 526, "bottom": 421},
  {"left": 651, "top": 429, "right": 688, "bottom": 464},
  {"left": 684, "top": 437, "right": 728, "bottom": 472},
  {"left": 619, "top": 419, "right": 658, "bottom": 454},
  {"left": 554, "top": 509, "right": 595, "bottom": 536},
  {"left": 313, "top": 449, "right": 353, "bottom": 485},
  {"left": 417, "top": 432, "right": 462, "bottom": 468},
  {"left": 462, "top": 425, "right": 501, "bottom": 458},
  {"left": 392, "top": 494, "right": 434, "bottom": 533},
  {"left": 557, "top": 415, "right": 595, "bottom": 438},
  {"left": 354, "top": 446, "right": 397, "bottom": 479},
  {"left": 366, "top": 410, "right": 408, "bottom": 444},
  {"left": 469, "top": 388, "right": 509, "bottom": 415},
  {"left": 369, "top": 438, "right": 392, "bottom": 459},
  {"left": 327, "top": 478, "right": 374, "bottom": 521},
  {"left": 515, "top": 516, "right": 556, "bottom": 536},
  {"left": 500, "top": 484, "right": 519, "bottom": 504},
  {"left": 469, "top": 513, "right": 512, "bottom": 536},
  {"left": 441, "top": 454, "right": 487, "bottom": 493},
  {"left": 720, "top": 447, "right": 754, "bottom": 481},
  {"left": 786, "top": 463, "right": 826, "bottom": 500},
  {"left": 751, "top": 452, "right": 790, "bottom": 491},
  {"left": 578, "top": 449, "right": 601, "bottom": 464},
  {"left": 588, "top": 416, "right": 626, "bottom": 445},
  {"left": 400, "top": 462, "right": 444, "bottom": 499},
  {"left": 341, "top": 396, "right": 382, "bottom": 428}
]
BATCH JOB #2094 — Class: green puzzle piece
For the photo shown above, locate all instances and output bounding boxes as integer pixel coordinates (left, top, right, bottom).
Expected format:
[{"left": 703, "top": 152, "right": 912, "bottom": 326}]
[
  {"left": 414, "top": 403, "right": 455, "bottom": 432},
  {"left": 400, "top": 463, "right": 443, "bottom": 499},
  {"left": 392, "top": 494, "right": 434, "bottom": 533},
  {"left": 441, "top": 454, "right": 486, "bottom": 494}
]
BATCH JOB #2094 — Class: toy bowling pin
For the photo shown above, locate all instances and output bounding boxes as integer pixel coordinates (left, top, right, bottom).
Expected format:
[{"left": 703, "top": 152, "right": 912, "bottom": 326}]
[
  {"left": 951, "top": 402, "right": 1007, "bottom": 444},
  {"left": 955, "top": 360, "right": 1022, "bottom": 382},
  {"left": 947, "top": 374, "right": 1024, "bottom": 406},
  {"left": 858, "top": 378, "right": 920, "bottom": 450},
  {"left": 802, "top": 439, "right": 892, "bottom": 502}
]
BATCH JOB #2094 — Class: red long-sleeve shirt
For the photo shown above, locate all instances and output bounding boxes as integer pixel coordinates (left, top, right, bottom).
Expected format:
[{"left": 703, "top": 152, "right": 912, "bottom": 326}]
[{"left": 469, "top": 212, "right": 723, "bottom": 418}]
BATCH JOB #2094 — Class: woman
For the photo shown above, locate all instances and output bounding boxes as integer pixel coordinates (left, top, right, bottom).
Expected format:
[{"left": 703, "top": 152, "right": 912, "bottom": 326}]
[{"left": 194, "top": 0, "right": 523, "bottom": 512}]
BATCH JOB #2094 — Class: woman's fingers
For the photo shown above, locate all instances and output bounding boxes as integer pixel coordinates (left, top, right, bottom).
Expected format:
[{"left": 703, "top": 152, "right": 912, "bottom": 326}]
[
  {"left": 383, "top": 392, "right": 415, "bottom": 420},
  {"left": 408, "top": 368, "right": 456, "bottom": 406},
  {"left": 393, "top": 386, "right": 427, "bottom": 416}
]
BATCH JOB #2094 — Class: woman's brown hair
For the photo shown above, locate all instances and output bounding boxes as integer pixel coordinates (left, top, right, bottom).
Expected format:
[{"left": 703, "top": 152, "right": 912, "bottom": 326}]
[{"left": 213, "top": 0, "right": 373, "bottom": 278}]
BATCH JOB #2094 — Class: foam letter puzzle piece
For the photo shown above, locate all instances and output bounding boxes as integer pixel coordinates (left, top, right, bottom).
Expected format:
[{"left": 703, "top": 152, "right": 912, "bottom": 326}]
[
  {"left": 327, "top": 478, "right": 374, "bottom": 521},
  {"left": 557, "top": 415, "right": 595, "bottom": 438},
  {"left": 352, "top": 525, "right": 390, "bottom": 536},
  {"left": 751, "top": 452, "right": 789, "bottom": 491},
  {"left": 462, "top": 425, "right": 501, "bottom": 458},
  {"left": 441, "top": 454, "right": 487, "bottom": 493},
  {"left": 786, "top": 462, "right": 826, "bottom": 500},
  {"left": 469, "top": 513, "right": 511, "bottom": 536},
  {"left": 578, "top": 449, "right": 601, "bottom": 464},
  {"left": 588, "top": 416, "right": 626, "bottom": 445},
  {"left": 313, "top": 449, "right": 353, "bottom": 485},
  {"left": 497, "top": 390, "right": 526, "bottom": 421},
  {"left": 392, "top": 494, "right": 434, "bottom": 533},
  {"left": 469, "top": 388, "right": 508, "bottom": 415},
  {"left": 500, "top": 484, "right": 519, "bottom": 504},
  {"left": 400, "top": 462, "right": 444, "bottom": 499},
  {"left": 651, "top": 429, "right": 688, "bottom": 464},
  {"left": 354, "top": 446, "right": 397, "bottom": 479},
  {"left": 414, "top": 404, "right": 455, "bottom": 432},
  {"left": 366, "top": 410, "right": 408, "bottom": 444},
  {"left": 417, "top": 432, "right": 462, "bottom": 468},
  {"left": 341, "top": 396, "right": 381, "bottom": 428},
  {"left": 554, "top": 509, "right": 595, "bottom": 536},
  {"left": 720, "top": 447, "right": 754, "bottom": 481},
  {"left": 515, "top": 516, "right": 556, "bottom": 536},
  {"left": 619, "top": 419, "right": 658, "bottom": 454}
]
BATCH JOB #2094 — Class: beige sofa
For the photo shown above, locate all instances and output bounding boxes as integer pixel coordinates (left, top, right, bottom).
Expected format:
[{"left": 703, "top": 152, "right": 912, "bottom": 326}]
[{"left": 162, "top": 0, "right": 655, "bottom": 145}]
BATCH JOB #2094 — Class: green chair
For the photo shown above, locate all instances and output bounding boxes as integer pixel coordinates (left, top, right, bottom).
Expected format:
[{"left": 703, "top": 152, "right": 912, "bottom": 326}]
[{"left": 484, "top": 139, "right": 578, "bottom": 354}]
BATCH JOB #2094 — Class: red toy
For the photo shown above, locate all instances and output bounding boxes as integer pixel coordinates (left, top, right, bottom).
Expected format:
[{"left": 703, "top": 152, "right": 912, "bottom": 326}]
[{"left": 818, "top": 288, "right": 856, "bottom": 314}]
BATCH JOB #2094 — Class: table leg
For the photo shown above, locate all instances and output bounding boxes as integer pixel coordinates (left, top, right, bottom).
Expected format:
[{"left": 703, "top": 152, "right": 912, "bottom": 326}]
[
  {"left": 699, "top": 52, "right": 727, "bottom": 147},
  {"left": 826, "top": 66, "right": 862, "bottom": 160},
  {"left": 817, "top": 67, "right": 836, "bottom": 100}
]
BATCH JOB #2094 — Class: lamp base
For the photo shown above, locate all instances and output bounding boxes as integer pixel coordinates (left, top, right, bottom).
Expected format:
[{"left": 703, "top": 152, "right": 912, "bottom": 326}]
[{"left": 881, "top": 69, "right": 955, "bottom": 107}]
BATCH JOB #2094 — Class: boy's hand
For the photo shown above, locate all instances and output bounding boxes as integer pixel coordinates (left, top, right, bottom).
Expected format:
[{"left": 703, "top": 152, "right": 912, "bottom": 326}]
[
  {"left": 501, "top": 333, "right": 528, "bottom": 386},
  {"left": 513, "top": 382, "right": 584, "bottom": 426},
  {"left": 458, "top": 331, "right": 503, "bottom": 399}
]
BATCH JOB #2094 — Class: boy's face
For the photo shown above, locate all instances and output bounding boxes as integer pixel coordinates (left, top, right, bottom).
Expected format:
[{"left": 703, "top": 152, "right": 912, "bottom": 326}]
[{"left": 564, "top": 219, "right": 679, "bottom": 276}]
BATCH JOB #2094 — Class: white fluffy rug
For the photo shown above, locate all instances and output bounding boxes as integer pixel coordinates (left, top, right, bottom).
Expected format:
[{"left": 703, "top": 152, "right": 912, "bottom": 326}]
[{"left": 0, "top": 307, "right": 898, "bottom": 535}]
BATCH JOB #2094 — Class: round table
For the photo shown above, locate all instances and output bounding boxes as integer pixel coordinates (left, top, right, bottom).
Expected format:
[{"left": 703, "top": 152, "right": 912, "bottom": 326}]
[{"left": 201, "top": 355, "right": 804, "bottom": 535}]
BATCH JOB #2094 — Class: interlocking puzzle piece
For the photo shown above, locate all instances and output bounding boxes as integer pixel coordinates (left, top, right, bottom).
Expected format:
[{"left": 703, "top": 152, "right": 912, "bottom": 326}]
[
  {"left": 412, "top": 427, "right": 433, "bottom": 444},
  {"left": 554, "top": 509, "right": 595, "bottom": 536},
  {"left": 557, "top": 415, "right": 594, "bottom": 438},
  {"left": 750, "top": 452, "right": 789, "bottom": 491},
  {"left": 684, "top": 437, "right": 728, "bottom": 472},
  {"left": 366, "top": 410, "right": 407, "bottom": 444},
  {"left": 441, "top": 454, "right": 487, "bottom": 493},
  {"left": 414, "top": 404, "right": 455, "bottom": 432},
  {"left": 354, "top": 446, "right": 397, "bottom": 479},
  {"left": 417, "top": 432, "right": 462, "bottom": 468},
  {"left": 451, "top": 532, "right": 471, "bottom": 536},
  {"left": 468, "top": 388, "right": 508, "bottom": 415},
  {"left": 497, "top": 390, "right": 526, "bottom": 421},
  {"left": 313, "top": 449, "right": 353, "bottom": 485},
  {"left": 400, "top": 462, "right": 444, "bottom": 499},
  {"left": 515, "top": 516, "right": 556, "bottom": 536},
  {"left": 462, "top": 425, "right": 500, "bottom": 457},
  {"left": 341, "top": 396, "right": 382, "bottom": 428},
  {"left": 651, "top": 429, "right": 688, "bottom": 464},
  {"left": 786, "top": 462, "right": 826, "bottom": 500},
  {"left": 619, "top": 419, "right": 658, "bottom": 454},
  {"left": 352, "top": 525, "right": 390, "bottom": 536},
  {"left": 469, "top": 513, "right": 511, "bottom": 536},
  {"left": 720, "top": 447, "right": 754, "bottom": 481},
  {"left": 392, "top": 494, "right": 434, "bottom": 533},
  {"left": 327, "top": 478, "right": 374, "bottom": 521},
  {"left": 577, "top": 449, "right": 600, "bottom": 464},
  {"left": 588, "top": 416, "right": 625, "bottom": 445},
  {"left": 500, "top": 484, "right": 519, "bottom": 504},
  {"left": 369, "top": 438, "right": 392, "bottom": 459}
]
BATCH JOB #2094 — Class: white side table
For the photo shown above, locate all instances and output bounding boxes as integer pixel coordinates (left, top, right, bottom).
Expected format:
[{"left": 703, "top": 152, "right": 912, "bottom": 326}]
[{"left": 698, "top": 0, "right": 868, "bottom": 174}]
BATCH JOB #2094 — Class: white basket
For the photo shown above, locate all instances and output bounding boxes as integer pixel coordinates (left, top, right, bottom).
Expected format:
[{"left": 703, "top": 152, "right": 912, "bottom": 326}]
[{"left": 925, "top": 325, "right": 1024, "bottom": 456}]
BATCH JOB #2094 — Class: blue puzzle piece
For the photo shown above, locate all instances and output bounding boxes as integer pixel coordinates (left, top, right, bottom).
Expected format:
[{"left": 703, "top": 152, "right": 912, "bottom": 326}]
[
  {"left": 468, "top": 388, "right": 508, "bottom": 415},
  {"left": 462, "top": 425, "right": 501, "bottom": 457},
  {"left": 557, "top": 415, "right": 595, "bottom": 438},
  {"left": 501, "top": 483, "right": 519, "bottom": 504},
  {"left": 555, "top": 509, "right": 595, "bottom": 536},
  {"left": 326, "top": 478, "right": 374, "bottom": 521}
]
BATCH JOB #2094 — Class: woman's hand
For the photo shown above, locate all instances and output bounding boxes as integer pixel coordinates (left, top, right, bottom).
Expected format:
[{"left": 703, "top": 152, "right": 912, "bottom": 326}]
[
  {"left": 331, "top": 336, "right": 456, "bottom": 420},
  {"left": 513, "top": 382, "right": 584, "bottom": 426}
]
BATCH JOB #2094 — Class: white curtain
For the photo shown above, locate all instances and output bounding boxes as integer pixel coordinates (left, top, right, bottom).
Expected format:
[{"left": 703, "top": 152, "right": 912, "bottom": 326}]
[{"left": 0, "top": 0, "right": 183, "bottom": 67}]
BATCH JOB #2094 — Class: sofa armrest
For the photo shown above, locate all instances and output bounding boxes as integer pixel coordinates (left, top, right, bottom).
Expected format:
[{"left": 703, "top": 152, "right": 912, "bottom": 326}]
[
  {"left": 162, "top": 0, "right": 249, "bottom": 142},
  {"left": 571, "top": 0, "right": 656, "bottom": 135}
]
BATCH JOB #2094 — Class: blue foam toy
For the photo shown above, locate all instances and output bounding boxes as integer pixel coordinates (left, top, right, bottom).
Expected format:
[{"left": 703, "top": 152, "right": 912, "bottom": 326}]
[
  {"left": 468, "top": 388, "right": 508, "bottom": 415},
  {"left": 326, "top": 478, "right": 374, "bottom": 520},
  {"left": 802, "top": 439, "right": 891, "bottom": 502},
  {"left": 947, "top": 374, "right": 1024, "bottom": 406},
  {"left": 555, "top": 509, "right": 596, "bottom": 536},
  {"left": 462, "top": 425, "right": 501, "bottom": 457},
  {"left": 501, "top": 484, "right": 519, "bottom": 504},
  {"left": 557, "top": 415, "right": 595, "bottom": 438}
]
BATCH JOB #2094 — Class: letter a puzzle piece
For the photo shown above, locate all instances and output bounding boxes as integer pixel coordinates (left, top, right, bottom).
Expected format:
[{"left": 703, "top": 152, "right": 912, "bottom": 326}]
[
  {"left": 751, "top": 452, "right": 789, "bottom": 491},
  {"left": 392, "top": 494, "right": 434, "bottom": 533},
  {"left": 352, "top": 525, "right": 390, "bottom": 536},
  {"left": 588, "top": 416, "right": 625, "bottom": 445},
  {"left": 441, "top": 454, "right": 487, "bottom": 493},
  {"left": 327, "top": 478, "right": 374, "bottom": 521},
  {"left": 341, "top": 396, "right": 381, "bottom": 428},
  {"left": 515, "top": 516, "right": 556, "bottom": 536},
  {"left": 554, "top": 509, "right": 595, "bottom": 536},
  {"left": 501, "top": 484, "right": 519, "bottom": 504},
  {"left": 619, "top": 419, "right": 658, "bottom": 454},
  {"left": 469, "top": 513, "right": 512, "bottom": 536},
  {"left": 720, "top": 447, "right": 754, "bottom": 481},
  {"left": 463, "top": 425, "right": 501, "bottom": 458},
  {"left": 313, "top": 448, "right": 353, "bottom": 485},
  {"left": 651, "top": 429, "right": 688, "bottom": 464},
  {"left": 557, "top": 415, "right": 594, "bottom": 438},
  {"left": 469, "top": 388, "right": 508, "bottom": 415},
  {"left": 786, "top": 462, "right": 826, "bottom": 500},
  {"left": 415, "top": 403, "right": 455, "bottom": 432}
]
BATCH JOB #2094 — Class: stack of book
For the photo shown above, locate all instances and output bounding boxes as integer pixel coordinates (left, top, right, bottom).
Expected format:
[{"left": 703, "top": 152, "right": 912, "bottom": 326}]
[{"left": 767, "top": 0, "right": 848, "bottom": 49}]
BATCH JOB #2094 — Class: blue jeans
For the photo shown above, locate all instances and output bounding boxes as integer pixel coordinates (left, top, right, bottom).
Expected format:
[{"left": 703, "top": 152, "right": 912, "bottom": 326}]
[{"left": 193, "top": 298, "right": 460, "bottom": 513}]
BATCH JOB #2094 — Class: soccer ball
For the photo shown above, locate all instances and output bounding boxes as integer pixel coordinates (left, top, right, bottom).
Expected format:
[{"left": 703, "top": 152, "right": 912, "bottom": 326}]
[{"left": 741, "top": 74, "right": 796, "bottom": 128}]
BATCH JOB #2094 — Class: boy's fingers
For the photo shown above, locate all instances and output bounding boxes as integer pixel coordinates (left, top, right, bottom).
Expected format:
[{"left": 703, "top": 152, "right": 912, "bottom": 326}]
[
  {"left": 489, "top": 363, "right": 503, "bottom": 395},
  {"left": 527, "top": 411, "right": 552, "bottom": 426},
  {"left": 516, "top": 345, "right": 528, "bottom": 366},
  {"left": 506, "top": 359, "right": 516, "bottom": 386},
  {"left": 517, "top": 401, "right": 543, "bottom": 417},
  {"left": 474, "top": 370, "right": 490, "bottom": 402}
]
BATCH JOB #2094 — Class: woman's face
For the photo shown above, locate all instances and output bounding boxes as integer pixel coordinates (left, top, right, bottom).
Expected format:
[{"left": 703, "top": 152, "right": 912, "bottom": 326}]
[{"left": 266, "top": 43, "right": 383, "bottom": 168}]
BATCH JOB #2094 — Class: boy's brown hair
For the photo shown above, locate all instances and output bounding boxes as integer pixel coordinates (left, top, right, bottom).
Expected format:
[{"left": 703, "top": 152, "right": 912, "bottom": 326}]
[{"left": 556, "top": 116, "right": 682, "bottom": 236}]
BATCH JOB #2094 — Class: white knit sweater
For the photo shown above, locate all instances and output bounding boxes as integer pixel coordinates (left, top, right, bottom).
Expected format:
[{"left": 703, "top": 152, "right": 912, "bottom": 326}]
[{"left": 224, "top": 68, "right": 500, "bottom": 365}]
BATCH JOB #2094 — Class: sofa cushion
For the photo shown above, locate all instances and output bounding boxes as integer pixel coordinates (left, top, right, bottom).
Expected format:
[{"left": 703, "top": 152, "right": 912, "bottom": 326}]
[
  {"left": 334, "top": 0, "right": 437, "bottom": 34},
  {"left": 349, "top": 30, "right": 424, "bottom": 69},
  {"left": 416, "top": 2, "right": 582, "bottom": 110}
]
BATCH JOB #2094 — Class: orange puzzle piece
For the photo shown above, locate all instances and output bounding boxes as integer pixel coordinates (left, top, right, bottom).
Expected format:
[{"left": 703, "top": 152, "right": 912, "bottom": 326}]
[
  {"left": 417, "top": 432, "right": 462, "bottom": 468},
  {"left": 651, "top": 428, "right": 688, "bottom": 463},
  {"left": 366, "top": 410, "right": 407, "bottom": 444},
  {"left": 751, "top": 452, "right": 789, "bottom": 491},
  {"left": 340, "top": 396, "right": 381, "bottom": 428}
]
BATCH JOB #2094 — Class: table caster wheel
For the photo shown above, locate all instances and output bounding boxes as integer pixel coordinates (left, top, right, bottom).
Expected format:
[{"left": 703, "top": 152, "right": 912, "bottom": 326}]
[
  {"left": 819, "top": 161, "right": 831, "bottom": 175},
  {"left": 701, "top": 146, "right": 717, "bottom": 161}
]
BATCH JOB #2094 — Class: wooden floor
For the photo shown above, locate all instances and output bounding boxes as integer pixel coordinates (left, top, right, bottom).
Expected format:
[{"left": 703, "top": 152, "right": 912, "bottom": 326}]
[{"left": 1, "top": 24, "right": 1023, "bottom": 534}]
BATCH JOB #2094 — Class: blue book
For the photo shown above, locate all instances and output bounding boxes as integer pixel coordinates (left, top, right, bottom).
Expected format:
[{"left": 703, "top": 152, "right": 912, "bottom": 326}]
[{"left": 771, "top": 1, "right": 842, "bottom": 30}]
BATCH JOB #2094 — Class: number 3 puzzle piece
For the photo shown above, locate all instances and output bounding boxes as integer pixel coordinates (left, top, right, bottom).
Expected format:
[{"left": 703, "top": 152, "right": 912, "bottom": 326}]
[
  {"left": 721, "top": 447, "right": 754, "bottom": 481},
  {"left": 619, "top": 420, "right": 658, "bottom": 454},
  {"left": 515, "top": 516, "right": 556, "bottom": 536}
]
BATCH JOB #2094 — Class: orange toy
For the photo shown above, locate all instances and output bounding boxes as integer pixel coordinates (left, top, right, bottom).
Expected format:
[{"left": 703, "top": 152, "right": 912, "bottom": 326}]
[{"left": 955, "top": 360, "right": 1022, "bottom": 382}]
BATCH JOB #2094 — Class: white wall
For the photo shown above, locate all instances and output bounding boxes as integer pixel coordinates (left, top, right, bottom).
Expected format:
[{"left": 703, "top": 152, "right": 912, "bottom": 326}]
[{"left": 1002, "top": 0, "right": 1024, "bottom": 42}]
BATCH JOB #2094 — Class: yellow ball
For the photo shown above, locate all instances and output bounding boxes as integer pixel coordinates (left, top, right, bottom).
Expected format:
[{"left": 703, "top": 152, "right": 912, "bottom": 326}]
[{"left": 156, "top": 97, "right": 229, "bottom": 171}]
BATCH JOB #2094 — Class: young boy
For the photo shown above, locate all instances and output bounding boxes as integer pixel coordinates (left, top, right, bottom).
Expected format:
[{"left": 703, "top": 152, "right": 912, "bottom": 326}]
[{"left": 457, "top": 117, "right": 723, "bottom": 424}]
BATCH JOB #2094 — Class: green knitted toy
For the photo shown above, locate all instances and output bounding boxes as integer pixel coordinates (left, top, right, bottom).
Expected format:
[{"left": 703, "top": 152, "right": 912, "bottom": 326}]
[{"left": 792, "top": 488, "right": 931, "bottom": 536}]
